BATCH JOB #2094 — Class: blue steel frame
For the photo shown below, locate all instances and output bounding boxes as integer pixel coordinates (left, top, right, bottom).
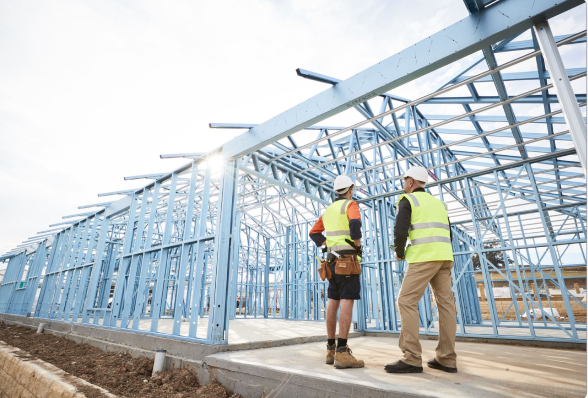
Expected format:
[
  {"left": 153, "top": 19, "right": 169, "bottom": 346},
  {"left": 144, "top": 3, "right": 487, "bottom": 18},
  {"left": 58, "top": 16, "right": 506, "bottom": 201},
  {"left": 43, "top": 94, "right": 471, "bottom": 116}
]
[{"left": 0, "top": 0, "right": 586, "bottom": 345}]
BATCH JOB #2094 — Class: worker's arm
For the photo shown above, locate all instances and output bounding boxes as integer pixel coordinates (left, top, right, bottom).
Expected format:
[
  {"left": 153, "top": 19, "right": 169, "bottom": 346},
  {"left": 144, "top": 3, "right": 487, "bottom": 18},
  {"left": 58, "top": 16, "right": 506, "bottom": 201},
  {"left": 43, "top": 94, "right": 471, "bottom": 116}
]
[
  {"left": 347, "top": 201, "right": 362, "bottom": 245},
  {"left": 309, "top": 216, "right": 327, "bottom": 247},
  {"left": 393, "top": 198, "right": 411, "bottom": 259}
]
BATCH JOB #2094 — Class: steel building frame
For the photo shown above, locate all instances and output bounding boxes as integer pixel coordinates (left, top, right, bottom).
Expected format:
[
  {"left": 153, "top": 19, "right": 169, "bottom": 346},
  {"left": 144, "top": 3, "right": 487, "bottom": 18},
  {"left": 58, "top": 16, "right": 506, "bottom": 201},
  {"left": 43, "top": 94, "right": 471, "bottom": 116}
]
[{"left": 1, "top": 0, "right": 586, "bottom": 345}]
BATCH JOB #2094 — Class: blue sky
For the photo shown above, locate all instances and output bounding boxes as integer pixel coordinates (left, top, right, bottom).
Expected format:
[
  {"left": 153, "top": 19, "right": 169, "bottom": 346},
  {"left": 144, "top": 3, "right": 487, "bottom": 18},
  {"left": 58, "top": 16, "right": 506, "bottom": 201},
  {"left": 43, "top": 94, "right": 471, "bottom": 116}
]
[{"left": 0, "top": 0, "right": 585, "bottom": 257}]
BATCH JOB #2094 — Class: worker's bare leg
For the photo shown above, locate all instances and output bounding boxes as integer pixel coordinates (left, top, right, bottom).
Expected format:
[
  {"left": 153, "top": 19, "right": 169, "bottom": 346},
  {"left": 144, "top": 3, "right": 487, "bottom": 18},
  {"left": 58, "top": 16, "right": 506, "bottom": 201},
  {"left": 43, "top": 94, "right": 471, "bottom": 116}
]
[
  {"left": 326, "top": 299, "right": 340, "bottom": 339},
  {"left": 333, "top": 299, "right": 364, "bottom": 368},
  {"left": 338, "top": 299, "right": 354, "bottom": 339},
  {"left": 325, "top": 299, "right": 340, "bottom": 365}
]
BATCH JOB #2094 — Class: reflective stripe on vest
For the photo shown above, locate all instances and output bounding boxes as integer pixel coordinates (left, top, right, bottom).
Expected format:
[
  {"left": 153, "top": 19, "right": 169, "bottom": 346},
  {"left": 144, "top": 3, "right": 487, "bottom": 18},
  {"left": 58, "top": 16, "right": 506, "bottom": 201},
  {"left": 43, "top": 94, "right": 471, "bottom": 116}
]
[
  {"left": 397, "top": 191, "right": 453, "bottom": 263},
  {"left": 340, "top": 200, "right": 350, "bottom": 214},
  {"left": 323, "top": 199, "right": 354, "bottom": 253},
  {"left": 405, "top": 193, "right": 420, "bottom": 206},
  {"left": 325, "top": 230, "right": 351, "bottom": 236},
  {"left": 409, "top": 222, "right": 450, "bottom": 231},
  {"left": 410, "top": 236, "right": 452, "bottom": 245}
]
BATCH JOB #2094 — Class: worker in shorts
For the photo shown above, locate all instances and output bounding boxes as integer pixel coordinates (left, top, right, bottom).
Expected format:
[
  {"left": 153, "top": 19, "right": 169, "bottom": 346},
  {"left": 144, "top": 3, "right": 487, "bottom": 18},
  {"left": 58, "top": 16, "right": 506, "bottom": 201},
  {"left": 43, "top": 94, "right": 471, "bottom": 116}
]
[{"left": 309, "top": 175, "right": 364, "bottom": 369}]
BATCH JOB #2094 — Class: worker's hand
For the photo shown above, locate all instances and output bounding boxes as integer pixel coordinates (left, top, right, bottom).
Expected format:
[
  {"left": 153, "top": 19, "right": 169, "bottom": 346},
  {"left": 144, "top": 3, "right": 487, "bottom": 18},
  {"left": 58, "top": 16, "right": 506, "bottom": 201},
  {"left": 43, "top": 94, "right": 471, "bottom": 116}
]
[{"left": 394, "top": 253, "right": 405, "bottom": 261}]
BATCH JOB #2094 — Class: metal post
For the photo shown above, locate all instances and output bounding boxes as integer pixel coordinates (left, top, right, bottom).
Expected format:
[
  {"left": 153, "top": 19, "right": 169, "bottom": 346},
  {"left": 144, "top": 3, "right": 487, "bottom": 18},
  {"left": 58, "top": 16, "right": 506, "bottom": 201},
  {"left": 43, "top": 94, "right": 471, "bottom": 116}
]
[
  {"left": 82, "top": 216, "right": 110, "bottom": 324},
  {"left": 264, "top": 237, "right": 270, "bottom": 318},
  {"left": 534, "top": 21, "right": 587, "bottom": 173},
  {"left": 171, "top": 161, "right": 199, "bottom": 335},
  {"left": 208, "top": 159, "right": 239, "bottom": 344}
]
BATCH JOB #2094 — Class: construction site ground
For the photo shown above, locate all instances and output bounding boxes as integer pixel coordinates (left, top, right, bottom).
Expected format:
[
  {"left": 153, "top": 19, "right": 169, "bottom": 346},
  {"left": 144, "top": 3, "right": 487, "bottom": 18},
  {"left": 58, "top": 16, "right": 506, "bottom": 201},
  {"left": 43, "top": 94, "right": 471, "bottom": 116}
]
[{"left": 0, "top": 316, "right": 585, "bottom": 397}]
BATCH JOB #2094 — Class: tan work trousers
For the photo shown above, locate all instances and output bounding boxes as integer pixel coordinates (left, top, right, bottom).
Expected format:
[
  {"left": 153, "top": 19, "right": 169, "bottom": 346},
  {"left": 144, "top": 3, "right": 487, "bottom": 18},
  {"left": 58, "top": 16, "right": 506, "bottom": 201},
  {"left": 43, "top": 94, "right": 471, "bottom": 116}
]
[{"left": 398, "top": 260, "right": 457, "bottom": 367}]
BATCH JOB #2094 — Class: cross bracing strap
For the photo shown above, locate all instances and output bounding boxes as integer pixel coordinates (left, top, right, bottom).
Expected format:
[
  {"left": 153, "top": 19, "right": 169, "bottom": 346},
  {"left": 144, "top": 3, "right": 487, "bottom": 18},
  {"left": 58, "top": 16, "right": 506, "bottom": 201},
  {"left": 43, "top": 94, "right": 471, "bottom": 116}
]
[
  {"left": 409, "top": 222, "right": 450, "bottom": 231},
  {"left": 303, "top": 70, "right": 586, "bottom": 175},
  {"left": 356, "top": 127, "right": 578, "bottom": 193},
  {"left": 331, "top": 104, "right": 581, "bottom": 185},
  {"left": 410, "top": 236, "right": 452, "bottom": 246}
]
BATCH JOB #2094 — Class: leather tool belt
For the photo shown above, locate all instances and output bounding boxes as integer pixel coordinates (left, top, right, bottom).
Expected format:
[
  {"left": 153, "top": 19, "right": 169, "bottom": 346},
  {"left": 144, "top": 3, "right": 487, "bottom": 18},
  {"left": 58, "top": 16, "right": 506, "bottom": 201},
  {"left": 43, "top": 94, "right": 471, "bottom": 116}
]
[
  {"left": 334, "top": 255, "right": 361, "bottom": 276},
  {"left": 318, "top": 252, "right": 361, "bottom": 281}
]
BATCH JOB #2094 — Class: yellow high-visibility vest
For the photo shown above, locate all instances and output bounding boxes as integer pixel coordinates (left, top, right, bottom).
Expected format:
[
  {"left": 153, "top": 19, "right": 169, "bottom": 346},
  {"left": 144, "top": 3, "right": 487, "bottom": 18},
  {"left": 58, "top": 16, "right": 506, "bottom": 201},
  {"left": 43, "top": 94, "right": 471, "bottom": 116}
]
[
  {"left": 323, "top": 199, "right": 354, "bottom": 254},
  {"left": 397, "top": 191, "right": 454, "bottom": 263}
]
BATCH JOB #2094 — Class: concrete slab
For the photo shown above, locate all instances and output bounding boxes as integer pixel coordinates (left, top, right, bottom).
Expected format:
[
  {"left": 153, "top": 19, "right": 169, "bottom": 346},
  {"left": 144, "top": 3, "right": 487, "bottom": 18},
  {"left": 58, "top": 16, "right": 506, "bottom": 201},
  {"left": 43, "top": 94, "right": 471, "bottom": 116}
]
[
  {"left": 206, "top": 336, "right": 587, "bottom": 398},
  {"left": 136, "top": 318, "right": 349, "bottom": 344}
]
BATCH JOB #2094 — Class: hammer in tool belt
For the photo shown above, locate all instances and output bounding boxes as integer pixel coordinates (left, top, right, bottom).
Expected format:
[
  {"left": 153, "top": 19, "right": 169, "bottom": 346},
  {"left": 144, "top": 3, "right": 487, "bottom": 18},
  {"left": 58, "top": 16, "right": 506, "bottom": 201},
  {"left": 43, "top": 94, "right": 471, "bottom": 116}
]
[{"left": 345, "top": 239, "right": 363, "bottom": 258}]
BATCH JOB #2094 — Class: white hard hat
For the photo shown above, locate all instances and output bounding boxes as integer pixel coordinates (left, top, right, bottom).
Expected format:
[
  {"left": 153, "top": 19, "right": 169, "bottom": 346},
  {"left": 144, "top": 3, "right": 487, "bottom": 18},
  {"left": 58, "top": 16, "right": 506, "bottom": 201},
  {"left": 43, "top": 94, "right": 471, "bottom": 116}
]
[
  {"left": 334, "top": 175, "right": 354, "bottom": 192},
  {"left": 404, "top": 166, "right": 428, "bottom": 185}
]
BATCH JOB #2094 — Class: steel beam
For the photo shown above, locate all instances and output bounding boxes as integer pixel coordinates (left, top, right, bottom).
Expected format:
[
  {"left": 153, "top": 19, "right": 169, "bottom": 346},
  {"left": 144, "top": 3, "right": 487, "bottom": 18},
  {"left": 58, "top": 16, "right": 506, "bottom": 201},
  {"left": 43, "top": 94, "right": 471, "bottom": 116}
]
[{"left": 534, "top": 21, "right": 587, "bottom": 173}]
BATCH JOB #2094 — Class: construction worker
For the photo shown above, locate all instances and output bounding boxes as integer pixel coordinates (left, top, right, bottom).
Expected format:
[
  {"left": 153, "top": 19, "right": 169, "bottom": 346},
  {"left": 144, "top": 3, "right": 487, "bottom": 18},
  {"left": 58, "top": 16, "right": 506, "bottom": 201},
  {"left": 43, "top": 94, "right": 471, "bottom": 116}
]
[
  {"left": 385, "top": 166, "right": 457, "bottom": 374},
  {"left": 309, "top": 175, "right": 364, "bottom": 369}
]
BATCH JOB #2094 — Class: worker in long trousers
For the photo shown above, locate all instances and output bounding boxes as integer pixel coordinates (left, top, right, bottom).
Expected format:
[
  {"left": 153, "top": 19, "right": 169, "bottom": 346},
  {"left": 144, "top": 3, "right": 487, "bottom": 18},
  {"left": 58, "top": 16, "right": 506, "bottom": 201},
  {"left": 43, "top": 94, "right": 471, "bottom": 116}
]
[
  {"left": 385, "top": 166, "right": 458, "bottom": 374},
  {"left": 309, "top": 175, "right": 364, "bottom": 369}
]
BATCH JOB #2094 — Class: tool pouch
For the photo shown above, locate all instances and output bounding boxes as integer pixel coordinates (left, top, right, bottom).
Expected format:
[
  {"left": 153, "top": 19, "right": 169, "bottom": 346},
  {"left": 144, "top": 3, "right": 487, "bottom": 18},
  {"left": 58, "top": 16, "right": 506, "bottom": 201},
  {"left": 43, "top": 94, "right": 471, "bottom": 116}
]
[
  {"left": 335, "top": 255, "right": 361, "bottom": 276},
  {"left": 318, "top": 259, "right": 332, "bottom": 281}
]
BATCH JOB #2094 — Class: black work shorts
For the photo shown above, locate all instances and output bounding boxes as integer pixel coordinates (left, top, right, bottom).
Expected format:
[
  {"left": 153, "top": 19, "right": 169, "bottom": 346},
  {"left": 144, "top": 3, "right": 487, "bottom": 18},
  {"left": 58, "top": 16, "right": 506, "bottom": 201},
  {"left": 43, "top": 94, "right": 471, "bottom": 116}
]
[{"left": 327, "top": 263, "right": 361, "bottom": 300}]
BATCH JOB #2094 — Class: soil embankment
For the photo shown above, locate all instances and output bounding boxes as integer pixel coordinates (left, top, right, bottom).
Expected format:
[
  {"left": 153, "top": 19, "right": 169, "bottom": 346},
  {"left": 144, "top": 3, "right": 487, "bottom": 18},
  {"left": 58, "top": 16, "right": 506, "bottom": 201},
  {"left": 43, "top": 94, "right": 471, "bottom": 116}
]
[{"left": 0, "top": 322, "right": 241, "bottom": 398}]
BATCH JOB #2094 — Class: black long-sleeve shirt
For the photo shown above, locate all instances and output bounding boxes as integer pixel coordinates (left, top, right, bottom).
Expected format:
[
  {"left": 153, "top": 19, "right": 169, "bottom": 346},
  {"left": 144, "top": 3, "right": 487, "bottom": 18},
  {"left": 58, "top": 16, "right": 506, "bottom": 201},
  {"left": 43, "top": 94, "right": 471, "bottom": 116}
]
[{"left": 393, "top": 188, "right": 453, "bottom": 258}]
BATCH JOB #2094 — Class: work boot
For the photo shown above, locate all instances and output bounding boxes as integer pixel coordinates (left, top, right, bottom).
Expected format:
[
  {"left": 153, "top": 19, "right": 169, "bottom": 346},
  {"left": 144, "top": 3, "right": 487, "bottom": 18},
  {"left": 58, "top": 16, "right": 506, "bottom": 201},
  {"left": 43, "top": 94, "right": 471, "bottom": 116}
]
[
  {"left": 334, "top": 345, "right": 364, "bottom": 369},
  {"left": 325, "top": 343, "right": 336, "bottom": 365},
  {"left": 384, "top": 360, "right": 423, "bottom": 374},
  {"left": 427, "top": 358, "right": 457, "bottom": 373}
]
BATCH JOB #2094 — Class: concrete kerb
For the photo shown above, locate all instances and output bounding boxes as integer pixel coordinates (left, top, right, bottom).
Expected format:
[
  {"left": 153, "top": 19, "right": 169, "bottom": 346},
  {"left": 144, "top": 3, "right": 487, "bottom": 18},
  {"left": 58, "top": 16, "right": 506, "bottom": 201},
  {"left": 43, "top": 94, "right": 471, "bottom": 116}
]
[{"left": 205, "top": 354, "right": 429, "bottom": 398}]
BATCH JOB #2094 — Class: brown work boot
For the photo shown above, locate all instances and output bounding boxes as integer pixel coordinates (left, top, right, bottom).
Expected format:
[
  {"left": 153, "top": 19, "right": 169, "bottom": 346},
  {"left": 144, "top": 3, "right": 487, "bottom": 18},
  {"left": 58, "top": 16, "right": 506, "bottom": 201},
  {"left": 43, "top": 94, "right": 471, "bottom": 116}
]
[
  {"left": 326, "top": 343, "right": 336, "bottom": 365},
  {"left": 334, "top": 345, "right": 364, "bottom": 369}
]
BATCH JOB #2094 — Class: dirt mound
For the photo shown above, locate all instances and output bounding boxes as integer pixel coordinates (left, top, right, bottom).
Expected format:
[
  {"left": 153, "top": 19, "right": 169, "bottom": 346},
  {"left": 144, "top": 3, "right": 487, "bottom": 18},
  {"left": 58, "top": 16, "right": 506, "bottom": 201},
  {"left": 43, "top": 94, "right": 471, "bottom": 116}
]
[{"left": 0, "top": 322, "right": 242, "bottom": 398}]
